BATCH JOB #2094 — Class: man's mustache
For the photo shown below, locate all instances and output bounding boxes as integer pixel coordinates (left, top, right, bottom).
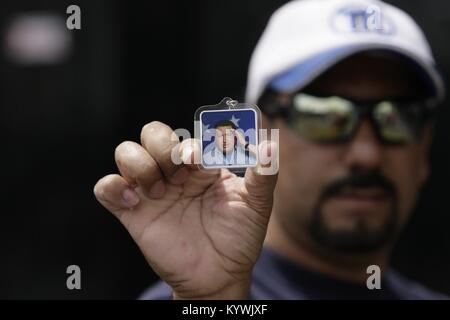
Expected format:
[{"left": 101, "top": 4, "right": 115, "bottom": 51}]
[{"left": 321, "top": 170, "right": 396, "bottom": 200}]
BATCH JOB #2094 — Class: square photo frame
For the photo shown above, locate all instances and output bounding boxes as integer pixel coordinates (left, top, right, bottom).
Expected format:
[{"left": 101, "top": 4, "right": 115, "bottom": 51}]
[{"left": 199, "top": 108, "right": 258, "bottom": 169}]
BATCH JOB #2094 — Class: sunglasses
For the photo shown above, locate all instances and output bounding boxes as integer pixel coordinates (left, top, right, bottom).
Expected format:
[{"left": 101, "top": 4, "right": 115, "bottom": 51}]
[{"left": 269, "top": 92, "right": 435, "bottom": 144}]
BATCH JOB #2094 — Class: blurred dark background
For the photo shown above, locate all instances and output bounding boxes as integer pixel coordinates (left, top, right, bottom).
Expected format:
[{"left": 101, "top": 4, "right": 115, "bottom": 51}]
[{"left": 1, "top": 0, "right": 449, "bottom": 299}]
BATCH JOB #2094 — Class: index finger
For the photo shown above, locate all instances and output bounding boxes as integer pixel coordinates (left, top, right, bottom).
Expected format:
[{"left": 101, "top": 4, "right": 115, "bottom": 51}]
[{"left": 140, "top": 121, "right": 188, "bottom": 184}]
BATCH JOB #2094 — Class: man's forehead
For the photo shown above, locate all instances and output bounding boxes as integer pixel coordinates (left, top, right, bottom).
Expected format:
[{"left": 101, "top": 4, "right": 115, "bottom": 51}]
[
  {"left": 301, "top": 51, "right": 427, "bottom": 101},
  {"left": 319, "top": 52, "right": 421, "bottom": 78},
  {"left": 216, "top": 125, "right": 234, "bottom": 130}
]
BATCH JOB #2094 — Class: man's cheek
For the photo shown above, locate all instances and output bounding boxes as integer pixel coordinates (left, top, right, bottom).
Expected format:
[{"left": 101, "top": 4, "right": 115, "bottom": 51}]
[
  {"left": 289, "top": 170, "right": 324, "bottom": 213},
  {"left": 385, "top": 166, "right": 417, "bottom": 224},
  {"left": 396, "top": 178, "right": 419, "bottom": 224}
]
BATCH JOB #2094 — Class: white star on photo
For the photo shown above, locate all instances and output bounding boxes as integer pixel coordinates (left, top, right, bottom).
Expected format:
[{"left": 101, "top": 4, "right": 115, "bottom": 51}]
[
  {"left": 230, "top": 115, "right": 241, "bottom": 127},
  {"left": 202, "top": 123, "right": 210, "bottom": 133}
]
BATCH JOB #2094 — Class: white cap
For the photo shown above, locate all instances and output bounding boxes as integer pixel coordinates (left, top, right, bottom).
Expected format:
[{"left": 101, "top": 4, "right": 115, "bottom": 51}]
[{"left": 245, "top": 0, "right": 445, "bottom": 105}]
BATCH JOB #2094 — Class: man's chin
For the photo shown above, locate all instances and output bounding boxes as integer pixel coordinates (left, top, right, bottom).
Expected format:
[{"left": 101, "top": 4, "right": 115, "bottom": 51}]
[
  {"left": 308, "top": 202, "right": 398, "bottom": 254},
  {"left": 325, "top": 193, "right": 392, "bottom": 214}
]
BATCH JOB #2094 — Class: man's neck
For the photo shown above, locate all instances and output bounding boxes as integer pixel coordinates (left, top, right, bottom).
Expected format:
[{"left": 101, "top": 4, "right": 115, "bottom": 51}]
[{"left": 264, "top": 215, "right": 390, "bottom": 284}]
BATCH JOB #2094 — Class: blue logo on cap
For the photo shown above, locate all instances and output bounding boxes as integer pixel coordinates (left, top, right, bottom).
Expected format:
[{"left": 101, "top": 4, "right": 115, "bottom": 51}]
[{"left": 331, "top": 5, "right": 395, "bottom": 35}]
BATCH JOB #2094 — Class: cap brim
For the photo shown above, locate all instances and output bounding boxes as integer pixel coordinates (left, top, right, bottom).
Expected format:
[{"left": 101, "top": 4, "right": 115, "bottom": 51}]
[{"left": 268, "top": 44, "right": 445, "bottom": 103}]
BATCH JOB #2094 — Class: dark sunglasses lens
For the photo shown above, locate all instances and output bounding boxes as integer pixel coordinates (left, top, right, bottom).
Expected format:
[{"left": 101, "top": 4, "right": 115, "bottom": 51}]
[
  {"left": 373, "top": 101, "right": 419, "bottom": 143},
  {"left": 290, "top": 94, "right": 357, "bottom": 141}
]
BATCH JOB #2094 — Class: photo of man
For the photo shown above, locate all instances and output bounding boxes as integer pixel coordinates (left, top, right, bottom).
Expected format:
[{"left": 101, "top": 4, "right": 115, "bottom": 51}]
[{"left": 201, "top": 109, "right": 257, "bottom": 168}]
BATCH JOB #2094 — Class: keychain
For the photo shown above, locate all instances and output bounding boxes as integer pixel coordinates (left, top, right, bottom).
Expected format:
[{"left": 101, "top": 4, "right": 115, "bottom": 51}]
[{"left": 194, "top": 97, "right": 261, "bottom": 172}]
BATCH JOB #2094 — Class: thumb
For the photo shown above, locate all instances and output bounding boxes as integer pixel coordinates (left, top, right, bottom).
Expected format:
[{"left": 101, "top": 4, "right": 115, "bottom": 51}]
[{"left": 244, "top": 140, "right": 279, "bottom": 217}]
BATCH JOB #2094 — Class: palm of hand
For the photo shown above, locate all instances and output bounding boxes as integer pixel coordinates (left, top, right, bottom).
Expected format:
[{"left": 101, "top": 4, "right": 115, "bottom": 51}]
[{"left": 117, "top": 169, "right": 269, "bottom": 298}]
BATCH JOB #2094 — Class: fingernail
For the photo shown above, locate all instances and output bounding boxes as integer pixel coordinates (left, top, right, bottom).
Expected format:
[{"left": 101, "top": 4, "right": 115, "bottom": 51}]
[
  {"left": 171, "top": 167, "right": 190, "bottom": 184},
  {"left": 122, "top": 188, "right": 140, "bottom": 207},
  {"left": 149, "top": 180, "right": 166, "bottom": 198}
]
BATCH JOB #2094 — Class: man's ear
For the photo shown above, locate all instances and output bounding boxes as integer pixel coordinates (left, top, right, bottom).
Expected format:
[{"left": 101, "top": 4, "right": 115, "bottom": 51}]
[{"left": 417, "top": 121, "right": 434, "bottom": 186}]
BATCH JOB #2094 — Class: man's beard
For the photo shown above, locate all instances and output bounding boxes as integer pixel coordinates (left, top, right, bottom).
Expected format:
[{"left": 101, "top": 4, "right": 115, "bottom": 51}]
[{"left": 307, "top": 169, "right": 399, "bottom": 254}]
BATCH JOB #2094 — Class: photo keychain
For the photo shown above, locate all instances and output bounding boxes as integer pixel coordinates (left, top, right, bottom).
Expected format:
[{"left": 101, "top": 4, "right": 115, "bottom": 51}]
[{"left": 194, "top": 97, "right": 262, "bottom": 174}]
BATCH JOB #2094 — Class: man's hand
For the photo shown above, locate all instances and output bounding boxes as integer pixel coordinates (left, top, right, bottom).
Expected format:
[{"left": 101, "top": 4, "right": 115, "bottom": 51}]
[
  {"left": 234, "top": 129, "right": 257, "bottom": 155},
  {"left": 94, "top": 121, "right": 278, "bottom": 299}
]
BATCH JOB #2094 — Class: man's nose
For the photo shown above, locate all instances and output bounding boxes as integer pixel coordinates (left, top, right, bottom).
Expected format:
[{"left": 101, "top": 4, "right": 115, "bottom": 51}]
[{"left": 343, "top": 120, "right": 383, "bottom": 170}]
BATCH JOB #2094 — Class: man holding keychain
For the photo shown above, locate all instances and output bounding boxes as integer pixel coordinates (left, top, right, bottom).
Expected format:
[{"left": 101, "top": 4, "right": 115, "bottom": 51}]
[{"left": 94, "top": 0, "right": 448, "bottom": 299}]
